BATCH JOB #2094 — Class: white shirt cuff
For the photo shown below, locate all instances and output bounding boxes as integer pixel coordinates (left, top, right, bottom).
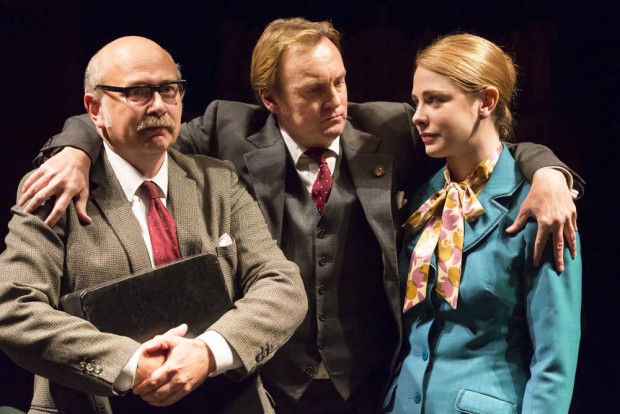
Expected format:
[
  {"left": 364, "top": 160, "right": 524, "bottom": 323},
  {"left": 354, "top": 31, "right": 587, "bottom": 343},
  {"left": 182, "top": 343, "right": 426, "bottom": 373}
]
[
  {"left": 113, "top": 349, "right": 140, "bottom": 392},
  {"left": 198, "top": 330, "right": 242, "bottom": 377}
]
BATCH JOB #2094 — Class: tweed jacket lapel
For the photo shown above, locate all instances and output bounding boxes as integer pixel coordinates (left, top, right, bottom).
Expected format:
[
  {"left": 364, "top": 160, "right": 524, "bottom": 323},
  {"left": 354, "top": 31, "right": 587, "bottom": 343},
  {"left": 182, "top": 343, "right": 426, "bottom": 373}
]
[
  {"left": 90, "top": 151, "right": 152, "bottom": 272},
  {"left": 342, "top": 122, "right": 399, "bottom": 280},
  {"left": 243, "top": 114, "right": 287, "bottom": 244},
  {"left": 167, "top": 151, "right": 206, "bottom": 258}
]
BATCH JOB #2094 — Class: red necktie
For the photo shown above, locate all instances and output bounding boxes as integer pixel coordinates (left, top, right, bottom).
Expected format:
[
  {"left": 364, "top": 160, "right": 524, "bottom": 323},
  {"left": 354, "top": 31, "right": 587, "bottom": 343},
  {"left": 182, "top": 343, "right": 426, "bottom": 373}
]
[
  {"left": 305, "top": 147, "right": 333, "bottom": 214},
  {"left": 140, "top": 181, "right": 181, "bottom": 266}
]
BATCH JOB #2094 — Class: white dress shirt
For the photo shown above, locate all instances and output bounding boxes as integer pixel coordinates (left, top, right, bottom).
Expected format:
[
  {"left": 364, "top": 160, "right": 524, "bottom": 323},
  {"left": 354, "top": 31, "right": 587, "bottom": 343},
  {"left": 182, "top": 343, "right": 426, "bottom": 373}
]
[{"left": 280, "top": 128, "right": 340, "bottom": 191}]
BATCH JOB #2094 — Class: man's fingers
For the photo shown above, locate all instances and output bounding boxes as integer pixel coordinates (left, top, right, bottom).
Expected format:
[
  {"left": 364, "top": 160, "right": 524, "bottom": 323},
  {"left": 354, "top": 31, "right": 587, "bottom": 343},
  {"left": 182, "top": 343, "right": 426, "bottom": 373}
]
[
  {"left": 20, "top": 170, "right": 46, "bottom": 199},
  {"left": 19, "top": 175, "right": 52, "bottom": 209},
  {"left": 43, "top": 194, "right": 73, "bottom": 227},
  {"left": 532, "top": 225, "right": 549, "bottom": 268},
  {"left": 564, "top": 220, "right": 577, "bottom": 260},
  {"left": 572, "top": 210, "right": 578, "bottom": 232},
  {"left": 74, "top": 190, "right": 92, "bottom": 224},
  {"left": 551, "top": 226, "right": 565, "bottom": 272},
  {"left": 163, "top": 323, "right": 188, "bottom": 337},
  {"left": 506, "top": 211, "right": 528, "bottom": 234},
  {"left": 147, "top": 387, "right": 187, "bottom": 407},
  {"left": 133, "top": 364, "right": 175, "bottom": 395},
  {"left": 21, "top": 189, "right": 50, "bottom": 214}
]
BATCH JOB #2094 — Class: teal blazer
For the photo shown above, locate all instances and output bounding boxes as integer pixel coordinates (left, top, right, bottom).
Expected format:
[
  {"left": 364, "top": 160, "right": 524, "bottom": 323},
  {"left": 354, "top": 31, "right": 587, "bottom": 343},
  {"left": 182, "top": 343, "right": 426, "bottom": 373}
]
[{"left": 385, "top": 145, "right": 582, "bottom": 414}]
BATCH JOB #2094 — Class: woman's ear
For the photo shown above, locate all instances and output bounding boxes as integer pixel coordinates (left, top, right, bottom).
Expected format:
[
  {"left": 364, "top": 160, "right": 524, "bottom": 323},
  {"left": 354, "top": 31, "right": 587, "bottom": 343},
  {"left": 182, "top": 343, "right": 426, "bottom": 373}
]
[{"left": 480, "top": 86, "right": 499, "bottom": 119}]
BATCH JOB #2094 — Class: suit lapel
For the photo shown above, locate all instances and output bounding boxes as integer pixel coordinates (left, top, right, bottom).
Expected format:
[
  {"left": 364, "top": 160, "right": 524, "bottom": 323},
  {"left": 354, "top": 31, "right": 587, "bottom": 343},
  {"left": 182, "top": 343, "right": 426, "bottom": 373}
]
[
  {"left": 243, "top": 115, "right": 287, "bottom": 244},
  {"left": 342, "top": 123, "right": 399, "bottom": 280},
  {"left": 90, "top": 152, "right": 152, "bottom": 272},
  {"left": 167, "top": 152, "right": 205, "bottom": 258}
]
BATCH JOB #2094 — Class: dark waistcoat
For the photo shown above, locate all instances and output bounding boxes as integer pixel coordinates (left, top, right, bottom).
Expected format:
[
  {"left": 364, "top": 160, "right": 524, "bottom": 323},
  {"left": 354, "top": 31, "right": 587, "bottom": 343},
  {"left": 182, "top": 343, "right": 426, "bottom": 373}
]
[{"left": 261, "top": 153, "right": 397, "bottom": 401}]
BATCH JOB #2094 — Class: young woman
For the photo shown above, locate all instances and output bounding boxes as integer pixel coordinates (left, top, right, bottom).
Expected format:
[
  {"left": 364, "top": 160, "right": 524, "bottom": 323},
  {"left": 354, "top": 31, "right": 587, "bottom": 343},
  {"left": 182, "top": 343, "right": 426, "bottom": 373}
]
[{"left": 385, "top": 33, "right": 582, "bottom": 413}]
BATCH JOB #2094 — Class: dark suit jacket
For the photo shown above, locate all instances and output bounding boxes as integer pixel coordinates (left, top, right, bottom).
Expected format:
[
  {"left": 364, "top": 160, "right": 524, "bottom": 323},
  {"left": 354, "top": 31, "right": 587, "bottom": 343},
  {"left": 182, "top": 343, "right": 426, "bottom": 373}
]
[
  {"left": 35, "top": 101, "right": 583, "bottom": 402},
  {"left": 0, "top": 147, "right": 306, "bottom": 413}
]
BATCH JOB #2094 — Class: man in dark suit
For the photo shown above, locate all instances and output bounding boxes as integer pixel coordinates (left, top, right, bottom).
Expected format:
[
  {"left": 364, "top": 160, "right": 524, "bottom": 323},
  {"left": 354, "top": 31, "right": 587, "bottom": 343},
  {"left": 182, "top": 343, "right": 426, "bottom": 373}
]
[
  {"left": 20, "top": 18, "right": 582, "bottom": 413},
  {"left": 0, "top": 36, "right": 306, "bottom": 413}
]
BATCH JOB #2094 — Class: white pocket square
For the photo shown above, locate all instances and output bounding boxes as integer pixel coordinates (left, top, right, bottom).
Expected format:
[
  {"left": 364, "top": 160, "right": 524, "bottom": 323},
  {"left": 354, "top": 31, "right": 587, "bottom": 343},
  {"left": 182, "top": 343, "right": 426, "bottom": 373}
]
[
  {"left": 396, "top": 191, "right": 408, "bottom": 210},
  {"left": 218, "top": 233, "right": 233, "bottom": 247}
]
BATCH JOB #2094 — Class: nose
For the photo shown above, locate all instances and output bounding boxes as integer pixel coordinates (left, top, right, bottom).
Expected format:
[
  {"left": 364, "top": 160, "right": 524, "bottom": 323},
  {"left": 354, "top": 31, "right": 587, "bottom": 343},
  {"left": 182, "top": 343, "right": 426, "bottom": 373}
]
[
  {"left": 323, "top": 84, "right": 342, "bottom": 109},
  {"left": 146, "top": 91, "right": 167, "bottom": 117},
  {"left": 411, "top": 105, "right": 426, "bottom": 129}
]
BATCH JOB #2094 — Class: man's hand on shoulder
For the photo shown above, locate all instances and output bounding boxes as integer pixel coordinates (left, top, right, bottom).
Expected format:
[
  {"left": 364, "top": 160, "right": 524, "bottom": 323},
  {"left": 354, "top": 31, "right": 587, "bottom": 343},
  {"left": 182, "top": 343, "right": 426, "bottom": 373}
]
[
  {"left": 19, "top": 147, "right": 92, "bottom": 226},
  {"left": 506, "top": 168, "right": 578, "bottom": 272}
]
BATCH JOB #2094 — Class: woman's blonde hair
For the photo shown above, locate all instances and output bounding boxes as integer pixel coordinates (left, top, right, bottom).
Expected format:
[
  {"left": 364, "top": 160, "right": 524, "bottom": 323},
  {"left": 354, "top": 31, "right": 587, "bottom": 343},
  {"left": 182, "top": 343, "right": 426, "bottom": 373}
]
[{"left": 416, "top": 33, "right": 517, "bottom": 140}]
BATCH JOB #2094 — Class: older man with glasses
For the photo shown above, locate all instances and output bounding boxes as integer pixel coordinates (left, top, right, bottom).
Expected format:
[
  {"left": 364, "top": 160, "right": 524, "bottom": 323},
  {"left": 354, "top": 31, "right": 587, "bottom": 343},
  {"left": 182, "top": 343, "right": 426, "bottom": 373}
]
[{"left": 0, "top": 36, "right": 305, "bottom": 414}]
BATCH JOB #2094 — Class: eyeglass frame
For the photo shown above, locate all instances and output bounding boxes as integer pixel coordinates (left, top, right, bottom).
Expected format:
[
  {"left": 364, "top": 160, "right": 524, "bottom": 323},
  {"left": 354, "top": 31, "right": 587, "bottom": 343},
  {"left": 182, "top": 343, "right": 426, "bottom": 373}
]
[{"left": 94, "top": 80, "right": 187, "bottom": 106}]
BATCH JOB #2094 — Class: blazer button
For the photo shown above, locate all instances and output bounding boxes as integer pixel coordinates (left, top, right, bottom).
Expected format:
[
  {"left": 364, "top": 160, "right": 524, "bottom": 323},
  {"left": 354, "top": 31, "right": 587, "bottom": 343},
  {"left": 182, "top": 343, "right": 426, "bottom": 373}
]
[
  {"left": 421, "top": 350, "right": 429, "bottom": 361},
  {"left": 317, "top": 229, "right": 326, "bottom": 239},
  {"left": 86, "top": 362, "right": 94, "bottom": 373},
  {"left": 78, "top": 361, "right": 87, "bottom": 371},
  {"left": 414, "top": 392, "right": 422, "bottom": 404},
  {"left": 305, "top": 367, "right": 314, "bottom": 376},
  {"left": 373, "top": 166, "right": 386, "bottom": 178}
]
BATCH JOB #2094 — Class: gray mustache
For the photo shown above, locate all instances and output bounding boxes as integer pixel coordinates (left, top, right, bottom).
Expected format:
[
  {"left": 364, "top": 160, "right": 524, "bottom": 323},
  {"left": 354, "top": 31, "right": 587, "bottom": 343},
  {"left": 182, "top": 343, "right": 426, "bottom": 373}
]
[{"left": 136, "top": 116, "right": 175, "bottom": 132}]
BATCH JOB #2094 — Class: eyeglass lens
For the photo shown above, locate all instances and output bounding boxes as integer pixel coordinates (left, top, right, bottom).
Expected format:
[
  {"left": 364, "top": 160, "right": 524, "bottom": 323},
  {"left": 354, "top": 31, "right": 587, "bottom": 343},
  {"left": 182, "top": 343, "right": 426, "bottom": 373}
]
[{"left": 126, "top": 83, "right": 184, "bottom": 105}]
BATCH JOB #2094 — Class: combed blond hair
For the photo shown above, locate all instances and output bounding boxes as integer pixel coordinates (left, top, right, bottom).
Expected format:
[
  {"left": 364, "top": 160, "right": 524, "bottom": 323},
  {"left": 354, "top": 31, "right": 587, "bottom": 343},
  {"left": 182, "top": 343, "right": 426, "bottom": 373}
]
[
  {"left": 416, "top": 33, "right": 517, "bottom": 141},
  {"left": 250, "top": 17, "right": 341, "bottom": 105}
]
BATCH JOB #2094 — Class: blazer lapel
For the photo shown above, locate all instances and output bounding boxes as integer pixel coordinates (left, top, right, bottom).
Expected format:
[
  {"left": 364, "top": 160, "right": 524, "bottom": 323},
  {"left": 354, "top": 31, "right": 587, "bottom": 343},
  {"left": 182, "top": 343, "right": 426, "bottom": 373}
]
[
  {"left": 90, "top": 152, "right": 152, "bottom": 272},
  {"left": 342, "top": 123, "right": 399, "bottom": 280},
  {"left": 167, "top": 153, "right": 205, "bottom": 258},
  {"left": 463, "top": 146, "right": 524, "bottom": 253},
  {"left": 243, "top": 115, "right": 287, "bottom": 244}
]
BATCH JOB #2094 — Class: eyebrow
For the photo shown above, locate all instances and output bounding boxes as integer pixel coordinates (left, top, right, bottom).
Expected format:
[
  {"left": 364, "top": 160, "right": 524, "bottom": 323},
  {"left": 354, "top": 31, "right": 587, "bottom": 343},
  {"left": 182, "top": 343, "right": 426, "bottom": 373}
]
[{"left": 412, "top": 89, "right": 449, "bottom": 100}]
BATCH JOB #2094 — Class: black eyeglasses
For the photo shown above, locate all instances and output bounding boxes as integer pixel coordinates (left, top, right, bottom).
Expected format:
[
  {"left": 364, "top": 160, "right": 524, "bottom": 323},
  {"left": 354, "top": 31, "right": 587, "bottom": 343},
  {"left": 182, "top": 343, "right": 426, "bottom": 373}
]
[{"left": 95, "top": 80, "right": 187, "bottom": 106}]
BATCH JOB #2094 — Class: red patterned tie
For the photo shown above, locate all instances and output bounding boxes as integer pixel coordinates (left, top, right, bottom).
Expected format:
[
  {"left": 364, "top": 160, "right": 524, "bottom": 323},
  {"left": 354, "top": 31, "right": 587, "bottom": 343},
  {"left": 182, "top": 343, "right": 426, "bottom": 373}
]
[
  {"left": 306, "top": 147, "right": 333, "bottom": 214},
  {"left": 140, "top": 181, "right": 181, "bottom": 266}
]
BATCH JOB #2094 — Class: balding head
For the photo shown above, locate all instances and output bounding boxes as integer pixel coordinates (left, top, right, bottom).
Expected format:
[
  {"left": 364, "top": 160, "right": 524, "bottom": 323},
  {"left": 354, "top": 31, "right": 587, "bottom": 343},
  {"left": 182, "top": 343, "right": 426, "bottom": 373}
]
[
  {"left": 84, "top": 36, "right": 181, "bottom": 97},
  {"left": 82, "top": 36, "right": 184, "bottom": 177}
]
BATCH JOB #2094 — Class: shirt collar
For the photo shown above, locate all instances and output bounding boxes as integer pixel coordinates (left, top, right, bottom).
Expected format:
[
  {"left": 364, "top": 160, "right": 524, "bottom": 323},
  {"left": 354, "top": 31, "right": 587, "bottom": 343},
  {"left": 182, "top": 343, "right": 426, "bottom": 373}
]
[
  {"left": 102, "top": 141, "right": 169, "bottom": 201},
  {"left": 280, "top": 127, "right": 341, "bottom": 166}
]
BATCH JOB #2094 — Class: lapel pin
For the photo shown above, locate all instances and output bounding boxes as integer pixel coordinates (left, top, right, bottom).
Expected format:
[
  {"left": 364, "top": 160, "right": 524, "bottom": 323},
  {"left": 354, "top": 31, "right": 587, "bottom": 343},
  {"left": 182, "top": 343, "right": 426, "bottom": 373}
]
[{"left": 373, "top": 166, "right": 386, "bottom": 178}]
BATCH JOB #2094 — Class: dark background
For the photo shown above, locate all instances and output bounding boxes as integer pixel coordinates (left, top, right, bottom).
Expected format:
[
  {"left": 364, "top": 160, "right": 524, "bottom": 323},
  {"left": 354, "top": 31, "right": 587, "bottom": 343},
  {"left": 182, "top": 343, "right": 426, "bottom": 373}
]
[{"left": 0, "top": 0, "right": 617, "bottom": 412}]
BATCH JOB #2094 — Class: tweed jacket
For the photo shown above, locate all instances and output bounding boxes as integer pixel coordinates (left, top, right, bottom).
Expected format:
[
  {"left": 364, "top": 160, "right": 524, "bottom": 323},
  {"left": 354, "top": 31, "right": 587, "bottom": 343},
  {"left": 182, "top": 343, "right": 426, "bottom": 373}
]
[
  {"left": 0, "top": 147, "right": 306, "bottom": 413},
  {"left": 386, "top": 145, "right": 582, "bottom": 413},
  {"left": 37, "top": 101, "right": 583, "bottom": 400}
]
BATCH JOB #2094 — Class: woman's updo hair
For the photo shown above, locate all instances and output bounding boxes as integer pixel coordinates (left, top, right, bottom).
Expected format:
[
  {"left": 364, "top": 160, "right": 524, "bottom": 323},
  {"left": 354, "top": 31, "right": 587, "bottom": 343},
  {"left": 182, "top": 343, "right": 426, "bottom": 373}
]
[{"left": 416, "top": 33, "right": 517, "bottom": 141}]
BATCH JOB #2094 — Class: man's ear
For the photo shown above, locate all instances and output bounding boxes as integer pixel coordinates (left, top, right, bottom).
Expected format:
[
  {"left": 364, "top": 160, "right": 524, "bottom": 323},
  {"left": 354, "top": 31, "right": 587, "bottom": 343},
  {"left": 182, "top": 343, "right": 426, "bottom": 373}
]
[
  {"left": 479, "top": 86, "right": 499, "bottom": 119},
  {"left": 84, "top": 94, "right": 105, "bottom": 128},
  {"left": 259, "top": 88, "right": 279, "bottom": 114}
]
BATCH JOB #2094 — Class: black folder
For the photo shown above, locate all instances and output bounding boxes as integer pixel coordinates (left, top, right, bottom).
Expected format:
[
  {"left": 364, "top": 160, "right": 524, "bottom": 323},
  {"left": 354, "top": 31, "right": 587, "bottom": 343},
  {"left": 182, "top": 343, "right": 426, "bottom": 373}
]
[{"left": 59, "top": 252, "right": 264, "bottom": 414}]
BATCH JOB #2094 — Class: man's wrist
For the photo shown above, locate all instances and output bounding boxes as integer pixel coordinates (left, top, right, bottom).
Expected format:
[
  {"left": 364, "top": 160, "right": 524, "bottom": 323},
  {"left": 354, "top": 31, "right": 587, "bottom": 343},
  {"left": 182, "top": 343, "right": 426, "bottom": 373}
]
[{"left": 535, "top": 166, "right": 578, "bottom": 199}]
